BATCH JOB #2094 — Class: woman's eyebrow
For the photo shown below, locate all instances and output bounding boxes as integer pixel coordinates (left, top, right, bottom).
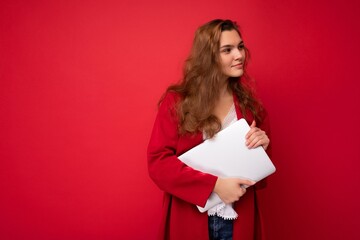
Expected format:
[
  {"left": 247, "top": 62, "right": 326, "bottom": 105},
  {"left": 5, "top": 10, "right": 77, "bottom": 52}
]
[
  {"left": 220, "top": 44, "right": 234, "bottom": 49},
  {"left": 220, "top": 41, "right": 244, "bottom": 49}
]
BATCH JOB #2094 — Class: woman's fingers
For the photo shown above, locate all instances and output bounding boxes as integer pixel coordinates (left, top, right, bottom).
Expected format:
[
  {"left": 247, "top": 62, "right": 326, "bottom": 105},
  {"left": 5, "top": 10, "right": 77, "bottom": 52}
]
[
  {"left": 250, "top": 120, "right": 256, "bottom": 128},
  {"left": 246, "top": 129, "right": 263, "bottom": 144},
  {"left": 245, "top": 120, "right": 257, "bottom": 139},
  {"left": 248, "top": 135, "right": 269, "bottom": 149},
  {"left": 246, "top": 128, "right": 269, "bottom": 149},
  {"left": 236, "top": 178, "right": 256, "bottom": 188},
  {"left": 245, "top": 120, "right": 270, "bottom": 150},
  {"left": 214, "top": 178, "right": 256, "bottom": 204}
]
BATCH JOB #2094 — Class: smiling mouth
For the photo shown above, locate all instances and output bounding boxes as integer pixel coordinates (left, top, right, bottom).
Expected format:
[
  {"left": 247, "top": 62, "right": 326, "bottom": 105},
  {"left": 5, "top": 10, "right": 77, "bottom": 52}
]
[{"left": 232, "top": 63, "right": 243, "bottom": 68}]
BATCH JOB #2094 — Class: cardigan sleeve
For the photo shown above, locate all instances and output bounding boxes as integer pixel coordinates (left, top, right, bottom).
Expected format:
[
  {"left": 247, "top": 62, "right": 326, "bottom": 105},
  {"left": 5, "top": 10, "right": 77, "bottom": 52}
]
[
  {"left": 147, "top": 92, "right": 218, "bottom": 207},
  {"left": 255, "top": 109, "right": 273, "bottom": 190}
]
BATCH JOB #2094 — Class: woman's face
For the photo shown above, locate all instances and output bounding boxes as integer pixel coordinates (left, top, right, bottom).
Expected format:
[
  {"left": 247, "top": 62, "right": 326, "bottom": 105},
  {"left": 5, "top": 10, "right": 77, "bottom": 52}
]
[{"left": 219, "top": 30, "right": 246, "bottom": 78}]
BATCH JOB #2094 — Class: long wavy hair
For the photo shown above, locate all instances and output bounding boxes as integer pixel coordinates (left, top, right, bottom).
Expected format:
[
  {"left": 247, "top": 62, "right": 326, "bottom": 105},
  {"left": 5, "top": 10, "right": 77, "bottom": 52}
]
[{"left": 162, "top": 19, "right": 264, "bottom": 138}]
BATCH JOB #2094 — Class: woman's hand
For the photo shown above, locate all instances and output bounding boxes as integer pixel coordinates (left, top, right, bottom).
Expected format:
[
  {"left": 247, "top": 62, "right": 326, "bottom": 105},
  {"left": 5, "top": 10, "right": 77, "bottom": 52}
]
[
  {"left": 245, "top": 120, "right": 270, "bottom": 150},
  {"left": 213, "top": 178, "right": 255, "bottom": 204}
]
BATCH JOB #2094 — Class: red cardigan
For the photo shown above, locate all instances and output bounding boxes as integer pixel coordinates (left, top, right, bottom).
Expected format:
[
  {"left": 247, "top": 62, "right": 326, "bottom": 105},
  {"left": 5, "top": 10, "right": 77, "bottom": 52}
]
[{"left": 147, "top": 92, "right": 269, "bottom": 240}]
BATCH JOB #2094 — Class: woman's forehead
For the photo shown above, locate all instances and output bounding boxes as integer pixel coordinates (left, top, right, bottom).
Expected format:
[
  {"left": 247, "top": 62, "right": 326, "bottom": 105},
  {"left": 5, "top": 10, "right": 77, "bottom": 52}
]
[{"left": 220, "top": 30, "right": 242, "bottom": 46}]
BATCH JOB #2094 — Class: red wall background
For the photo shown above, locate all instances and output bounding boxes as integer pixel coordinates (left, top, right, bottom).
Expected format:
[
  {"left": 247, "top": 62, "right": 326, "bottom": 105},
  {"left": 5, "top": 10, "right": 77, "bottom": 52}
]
[{"left": 1, "top": 0, "right": 359, "bottom": 239}]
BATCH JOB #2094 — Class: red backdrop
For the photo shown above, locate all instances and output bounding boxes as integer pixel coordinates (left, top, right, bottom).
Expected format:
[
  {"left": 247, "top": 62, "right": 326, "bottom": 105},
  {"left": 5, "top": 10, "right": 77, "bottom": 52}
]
[{"left": 1, "top": 0, "right": 359, "bottom": 239}]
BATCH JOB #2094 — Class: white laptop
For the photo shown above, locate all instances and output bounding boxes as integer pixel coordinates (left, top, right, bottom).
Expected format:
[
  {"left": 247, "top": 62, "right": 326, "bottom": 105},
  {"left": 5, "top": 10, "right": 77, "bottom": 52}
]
[{"left": 178, "top": 118, "right": 276, "bottom": 212}]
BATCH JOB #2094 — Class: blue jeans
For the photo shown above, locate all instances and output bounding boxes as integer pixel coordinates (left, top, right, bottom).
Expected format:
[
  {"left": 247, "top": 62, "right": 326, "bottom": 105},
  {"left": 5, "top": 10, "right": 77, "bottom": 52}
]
[{"left": 208, "top": 215, "right": 233, "bottom": 240}]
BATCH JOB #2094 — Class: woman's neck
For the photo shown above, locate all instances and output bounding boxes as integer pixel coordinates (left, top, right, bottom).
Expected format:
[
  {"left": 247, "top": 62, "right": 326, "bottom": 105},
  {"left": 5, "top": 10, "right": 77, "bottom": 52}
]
[{"left": 219, "top": 82, "right": 232, "bottom": 98}]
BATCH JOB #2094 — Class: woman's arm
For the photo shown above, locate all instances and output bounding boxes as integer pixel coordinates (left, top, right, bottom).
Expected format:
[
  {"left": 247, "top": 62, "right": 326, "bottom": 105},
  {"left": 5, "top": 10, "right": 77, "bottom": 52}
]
[
  {"left": 245, "top": 115, "right": 272, "bottom": 190},
  {"left": 147, "top": 93, "right": 217, "bottom": 207}
]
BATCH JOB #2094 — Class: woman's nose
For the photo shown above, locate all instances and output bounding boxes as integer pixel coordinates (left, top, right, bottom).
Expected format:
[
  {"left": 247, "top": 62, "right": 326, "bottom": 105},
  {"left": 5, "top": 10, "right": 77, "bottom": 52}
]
[{"left": 234, "top": 49, "right": 244, "bottom": 59}]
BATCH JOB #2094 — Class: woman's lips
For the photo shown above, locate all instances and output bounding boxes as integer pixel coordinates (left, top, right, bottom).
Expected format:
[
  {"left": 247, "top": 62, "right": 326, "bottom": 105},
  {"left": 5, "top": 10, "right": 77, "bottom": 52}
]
[{"left": 232, "top": 63, "right": 243, "bottom": 69}]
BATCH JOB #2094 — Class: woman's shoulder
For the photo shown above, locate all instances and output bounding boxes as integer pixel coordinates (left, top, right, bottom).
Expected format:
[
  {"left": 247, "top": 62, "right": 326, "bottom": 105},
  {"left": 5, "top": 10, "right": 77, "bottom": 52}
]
[
  {"left": 159, "top": 91, "right": 182, "bottom": 108},
  {"left": 155, "top": 91, "right": 182, "bottom": 126}
]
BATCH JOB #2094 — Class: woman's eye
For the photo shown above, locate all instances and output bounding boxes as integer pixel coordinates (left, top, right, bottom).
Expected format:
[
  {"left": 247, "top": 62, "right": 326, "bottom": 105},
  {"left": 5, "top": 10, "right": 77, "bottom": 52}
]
[
  {"left": 222, "top": 48, "right": 231, "bottom": 53},
  {"left": 238, "top": 44, "right": 245, "bottom": 50}
]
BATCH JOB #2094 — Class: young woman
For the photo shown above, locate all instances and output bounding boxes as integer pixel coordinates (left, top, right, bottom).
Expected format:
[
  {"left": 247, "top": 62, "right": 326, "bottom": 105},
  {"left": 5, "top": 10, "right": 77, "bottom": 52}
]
[{"left": 147, "top": 19, "right": 270, "bottom": 240}]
